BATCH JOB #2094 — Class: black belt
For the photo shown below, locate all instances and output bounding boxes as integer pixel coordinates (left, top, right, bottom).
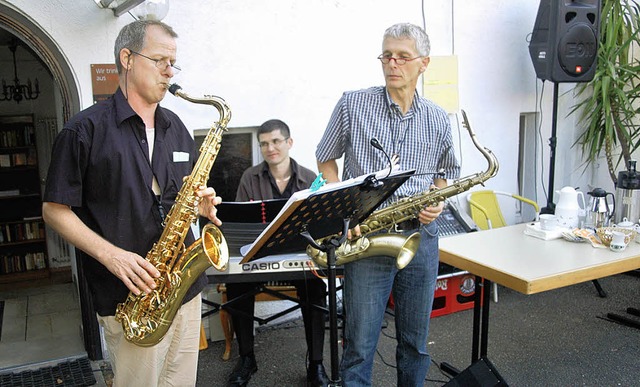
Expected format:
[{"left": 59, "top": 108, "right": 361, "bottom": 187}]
[{"left": 394, "top": 219, "right": 420, "bottom": 231}]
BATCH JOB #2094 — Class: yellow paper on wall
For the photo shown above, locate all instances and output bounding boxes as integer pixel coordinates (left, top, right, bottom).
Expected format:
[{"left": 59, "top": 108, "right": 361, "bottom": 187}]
[{"left": 422, "top": 55, "right": 459, "bottom": 114}]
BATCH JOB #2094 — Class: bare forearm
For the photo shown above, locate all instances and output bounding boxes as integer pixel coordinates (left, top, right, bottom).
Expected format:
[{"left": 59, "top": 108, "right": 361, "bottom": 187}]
[
  {"left": 317, "top": 159, "right": 340, "bottom": 183},
  {"left": 42, "top": 201, "right": 159, "bottom": 295},
  {"left": 434, "top": 178, "right": 447, "bottom": 189},
  {"left": 42, "top": 202, "right": 118, "bottom": 265}
]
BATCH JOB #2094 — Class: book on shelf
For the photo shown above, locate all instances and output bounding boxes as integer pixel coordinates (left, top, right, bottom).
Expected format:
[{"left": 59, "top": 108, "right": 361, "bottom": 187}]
[
  {"left": 0, "top": 189, "right": 20, "bottom": 197},
  {"left": 0, "top": 120, "right": 35, "bottom": 147},
  {"left": 0, "top": 154, "right": 10, "bottom": 167},
  {"left": 26, "top": 147, "right": 37, "bottom": 166},
  {"left": 0, "top": 252, "right": 47, "bottom": 275},
  {"left": 25, "top": 125, "right": 36, "bottom": 145},
  {"left": 34, "top": 252, "right": 47, "bottom": 270},
  {"left": 12, "top": 152, "right": 27, "bottom": 166},
  {"left": 0, "top": 221, "right": 45, "bottom": 243}
]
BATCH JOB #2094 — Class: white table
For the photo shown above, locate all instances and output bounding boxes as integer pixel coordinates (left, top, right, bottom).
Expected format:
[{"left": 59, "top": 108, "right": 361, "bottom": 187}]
[
  {"left": 439, "top": 223, "right": 640, "bottom": 294},
  {"left": 438, "top": 223, "right": 640, "bottom": 365}
]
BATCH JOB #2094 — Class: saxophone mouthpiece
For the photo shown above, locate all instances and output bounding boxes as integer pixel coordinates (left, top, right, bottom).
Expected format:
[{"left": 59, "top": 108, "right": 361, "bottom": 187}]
[{"left": 168, "top": 83, "right": 182, "bottom": 96}]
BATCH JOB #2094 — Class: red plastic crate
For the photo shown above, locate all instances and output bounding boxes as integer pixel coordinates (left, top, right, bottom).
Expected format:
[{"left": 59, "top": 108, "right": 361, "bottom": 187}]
[
  {"left": 431, "top": 272, "right": 480, "bottom": 317},
  {"left": 386, "top": 272, "right": 481, "bottom": 318}
]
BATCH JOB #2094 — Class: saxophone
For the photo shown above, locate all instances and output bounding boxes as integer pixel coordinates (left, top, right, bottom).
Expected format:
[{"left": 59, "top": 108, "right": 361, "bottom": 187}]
[
  {"left": 115, "top": 84, "right": 231, "bottom": 346},
  {"left": 307, "top": 110, "right": 498, "bottom": 269}
]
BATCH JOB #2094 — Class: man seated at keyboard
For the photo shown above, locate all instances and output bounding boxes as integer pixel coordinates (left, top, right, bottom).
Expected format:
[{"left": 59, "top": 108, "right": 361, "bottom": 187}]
[{"left": 225, "top": 119, "right": 329, "bottom": 387}]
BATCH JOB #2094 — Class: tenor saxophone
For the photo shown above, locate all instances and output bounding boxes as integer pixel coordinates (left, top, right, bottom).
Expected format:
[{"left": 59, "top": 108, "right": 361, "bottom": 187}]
[
  {"left": 307, "top": 110, "right": 498, "bottom": 269},
  {"left": 115, "top": 84, "right": 231, "bottom": 346}
]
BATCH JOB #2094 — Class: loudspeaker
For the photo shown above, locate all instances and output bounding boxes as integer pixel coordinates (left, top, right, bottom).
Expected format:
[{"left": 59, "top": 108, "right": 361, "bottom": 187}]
[
  {"left": 443, "top": 357, "right": 508, "bottom": 387},
  {"left": 528, "top": 0, "right": 601, "bottom": 83}
]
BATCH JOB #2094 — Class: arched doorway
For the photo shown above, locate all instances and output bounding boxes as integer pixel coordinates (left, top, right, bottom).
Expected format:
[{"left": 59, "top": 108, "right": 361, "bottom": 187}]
[
  {"left": 0, "top": 5, "right": 80, "bottom": 121},
  {"left": 0, "top": 3, "right": 103, "bottom": 363}
]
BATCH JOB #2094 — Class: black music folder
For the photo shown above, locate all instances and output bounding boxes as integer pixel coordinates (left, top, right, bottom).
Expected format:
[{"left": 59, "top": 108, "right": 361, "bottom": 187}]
[
  {"left": 215, "top": 199, "right": 288, "bottom": 223},
  {"left": 239, "top": 168, "right": 416, "bottom": 263},
  {"left": 210, "top": 199, "right": 287, "bottom": 256}
]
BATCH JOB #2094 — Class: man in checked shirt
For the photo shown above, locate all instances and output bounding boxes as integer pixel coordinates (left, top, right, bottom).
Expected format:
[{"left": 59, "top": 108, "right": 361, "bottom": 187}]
[{"left": 315, "top": 22, "right": 460, "bottom": 387}]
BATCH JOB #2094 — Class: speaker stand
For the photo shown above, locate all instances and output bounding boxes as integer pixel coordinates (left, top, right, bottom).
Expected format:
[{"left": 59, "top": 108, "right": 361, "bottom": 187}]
[
  {"left": 440, "top": 277, "right": 508, "bottom": 385},
  {"left": 440, "top": 277, "right": 491, "bottom": 365},
  {"left": 541, "top": 82, "right": 559, "bottom": 215}
]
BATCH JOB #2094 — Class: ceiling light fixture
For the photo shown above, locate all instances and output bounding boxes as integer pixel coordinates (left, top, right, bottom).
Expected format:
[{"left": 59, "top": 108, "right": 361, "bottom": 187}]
[
  {"left": 0, "top": 39, "right": 40, "bottom": 103},
  {"left": 132, "top": 0, "right": 170, "bottom": 21},
  {"left": 94, "top": 0, "right": 169, "bottom": 20}
]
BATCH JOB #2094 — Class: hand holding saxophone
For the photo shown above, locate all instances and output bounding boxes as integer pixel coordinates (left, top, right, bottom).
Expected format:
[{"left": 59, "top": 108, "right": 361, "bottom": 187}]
[
  {"left": 418, "top": 202, "right": 444, "bottom": 225},
  {"left": 104, "top": 247, "right": 160, "bottom": 296},
  {"left": 417, "top": 185, "right": 445, "bottom": 225},
  {"left": 195, "top": 185, "right": 222, "bottom": 226}
]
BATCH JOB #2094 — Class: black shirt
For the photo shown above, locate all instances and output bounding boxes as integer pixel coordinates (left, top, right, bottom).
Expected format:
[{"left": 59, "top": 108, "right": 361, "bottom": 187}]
[
  {"left": 235, "top": 158, "right": 317, "bottom": 202},
  {"left": 44, "top": 88, "right": 207, "bottom": 316}
]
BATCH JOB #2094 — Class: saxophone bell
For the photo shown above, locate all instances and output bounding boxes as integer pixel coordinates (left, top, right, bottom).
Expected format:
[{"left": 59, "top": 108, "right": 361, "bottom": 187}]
[
  {"left": 306, "top": 231, "right": 421, "bottom": 270},
  {"left": 198, "top": 223, "right": 229, "bottom": 271}
]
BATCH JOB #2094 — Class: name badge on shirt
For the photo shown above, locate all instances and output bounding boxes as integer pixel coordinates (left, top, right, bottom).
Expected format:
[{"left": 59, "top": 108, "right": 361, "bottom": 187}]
[{"left": 173, "top": 151, "right": 190, "bottom": 162}]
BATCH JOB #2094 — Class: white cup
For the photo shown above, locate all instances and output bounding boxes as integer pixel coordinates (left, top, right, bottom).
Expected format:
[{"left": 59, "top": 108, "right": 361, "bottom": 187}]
[
  {"left": 609, "top": 230, "right": 628, "bottom": 252},
  {"left": 539, "top": 214, "right": 558, "bottom": 231}
]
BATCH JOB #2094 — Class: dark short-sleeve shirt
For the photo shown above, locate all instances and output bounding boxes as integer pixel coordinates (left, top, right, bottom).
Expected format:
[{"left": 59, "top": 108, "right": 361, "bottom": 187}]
[
  {"left": 43, "top": 88, "right": 207, "bottom": 316},
  {"left": 235, "top": 158, "right": 317, "bottom": 202}
]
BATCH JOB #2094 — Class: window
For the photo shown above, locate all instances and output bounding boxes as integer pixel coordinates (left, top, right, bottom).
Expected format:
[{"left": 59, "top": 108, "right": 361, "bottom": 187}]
[{"left": 193, "top": 127, "right": 260, "bottom": 202}]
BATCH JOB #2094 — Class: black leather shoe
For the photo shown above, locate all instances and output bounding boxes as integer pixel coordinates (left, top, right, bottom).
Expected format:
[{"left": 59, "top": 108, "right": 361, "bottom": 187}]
[
  {"left": 307, "top": 363, "right": 329, "bottom": 387},
  {"left": 228, "top": 354, "right": 258, "bottom": 386}
]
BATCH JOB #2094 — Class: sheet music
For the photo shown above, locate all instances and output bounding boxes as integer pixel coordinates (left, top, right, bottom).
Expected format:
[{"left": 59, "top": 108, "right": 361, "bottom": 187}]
[{"left": 240, "top": 166, "right": 415, "bottom": 259}]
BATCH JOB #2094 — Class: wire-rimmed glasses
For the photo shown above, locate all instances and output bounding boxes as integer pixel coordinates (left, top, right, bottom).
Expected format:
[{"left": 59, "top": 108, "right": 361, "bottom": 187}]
[
  {"left": 259, "top": 137, "right": 289, "bottom": 149},
  {"left": 129, "top": 49, "right": 181, "bottom": 74},
  {"left": 377, "top": 54, "right": 422, "bottom": 65}
]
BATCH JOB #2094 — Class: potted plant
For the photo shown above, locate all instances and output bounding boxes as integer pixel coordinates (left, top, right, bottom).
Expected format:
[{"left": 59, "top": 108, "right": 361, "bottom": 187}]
[{"left": 572, "top": 0, "right": 640, "bottom": 184}]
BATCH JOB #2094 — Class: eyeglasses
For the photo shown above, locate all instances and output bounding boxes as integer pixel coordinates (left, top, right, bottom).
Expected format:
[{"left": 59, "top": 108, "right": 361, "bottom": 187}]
[
  {"left": 259, "top": 137, "right": 289, "bottom": 149},
  {"left": 128, "top": 49, "right": 181, "bottom": 74},
  {"left": 377, "top": 54, "right": 422, "bottom": 65}
]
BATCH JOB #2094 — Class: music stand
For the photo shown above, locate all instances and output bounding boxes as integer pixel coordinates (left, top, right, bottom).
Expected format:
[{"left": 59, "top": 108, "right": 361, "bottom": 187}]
[{"left": 241, "top": 168, "right": 415, "bottom": 386}]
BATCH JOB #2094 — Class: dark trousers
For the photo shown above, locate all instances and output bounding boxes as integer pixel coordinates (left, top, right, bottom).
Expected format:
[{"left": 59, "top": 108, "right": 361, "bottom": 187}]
[{"left": 226, "top": 277, "right": 327, "bottom": 361}]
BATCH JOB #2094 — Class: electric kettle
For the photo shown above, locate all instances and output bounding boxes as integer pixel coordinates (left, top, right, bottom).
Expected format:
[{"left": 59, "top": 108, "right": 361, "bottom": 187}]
[
  {"left": 586, "top": 188, "right": 615, "bottom": 229},
  {"left": 555, "top": 186, "right": 585, "bottom": 228}
]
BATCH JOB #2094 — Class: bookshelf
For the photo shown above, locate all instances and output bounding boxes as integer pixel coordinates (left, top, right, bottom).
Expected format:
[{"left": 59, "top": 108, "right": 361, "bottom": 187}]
[{"left": 0, "top": 114, "right": 49, "bottom": 283}]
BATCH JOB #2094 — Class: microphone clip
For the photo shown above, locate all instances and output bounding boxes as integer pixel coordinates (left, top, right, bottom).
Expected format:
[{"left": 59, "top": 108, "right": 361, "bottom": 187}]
[{"left": 361, "top": 174, "right": 384, "bottom": 191}]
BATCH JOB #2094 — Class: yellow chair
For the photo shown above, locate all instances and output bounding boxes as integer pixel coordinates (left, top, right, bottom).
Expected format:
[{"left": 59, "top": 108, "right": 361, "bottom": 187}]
[
  {"left": 466, "top": 190, "right": 540, "bottom": 302},
  {"left": 467, "top": 190, "right": 540, "bottom": 231}
]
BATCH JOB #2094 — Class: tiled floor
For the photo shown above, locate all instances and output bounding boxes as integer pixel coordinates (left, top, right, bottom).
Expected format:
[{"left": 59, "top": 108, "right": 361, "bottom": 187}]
[{"left": 0, "top": 282, "right": 86, "bottom": 371}]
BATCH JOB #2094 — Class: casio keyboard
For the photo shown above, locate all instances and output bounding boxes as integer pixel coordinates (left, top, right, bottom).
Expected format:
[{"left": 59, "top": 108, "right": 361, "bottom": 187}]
[
  {"left": 206, "top": 253, "right": 327, "bottom": 284},
  {"left": 205, "top": 221, "right": 332, "bottom": 284},
  {"left": 203, "top": 201, "right": 478, "bottom": 324},
  {"left": 205, "top": 200, "right": 477, "bottom": 283}
]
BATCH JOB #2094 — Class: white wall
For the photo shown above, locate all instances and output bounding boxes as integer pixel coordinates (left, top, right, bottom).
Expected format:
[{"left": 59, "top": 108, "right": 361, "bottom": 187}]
[{"left": 2, "top": 0, "right": 607, "bottom": 221}]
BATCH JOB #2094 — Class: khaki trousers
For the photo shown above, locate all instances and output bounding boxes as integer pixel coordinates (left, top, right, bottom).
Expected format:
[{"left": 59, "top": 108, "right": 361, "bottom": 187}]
[{"left": 97, "top": 294, "right": 202, "bottom": 387}]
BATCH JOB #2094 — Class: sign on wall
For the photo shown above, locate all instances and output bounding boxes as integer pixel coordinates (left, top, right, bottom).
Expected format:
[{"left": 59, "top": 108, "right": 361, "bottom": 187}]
[
  {"left": 91, "top": 64, "right": 118, "bottom": 103},
  {"left": 422, "top": 55, "right": 459, "bottom": 114}
]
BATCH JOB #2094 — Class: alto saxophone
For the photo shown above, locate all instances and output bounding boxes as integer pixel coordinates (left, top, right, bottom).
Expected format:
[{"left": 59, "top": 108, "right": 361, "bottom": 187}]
[
  {"left": 115, "top": 84, "right": 231, "bottom": 346},
  {"left": 307, "top": 110, "right": 499, "bottom": 269}
]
